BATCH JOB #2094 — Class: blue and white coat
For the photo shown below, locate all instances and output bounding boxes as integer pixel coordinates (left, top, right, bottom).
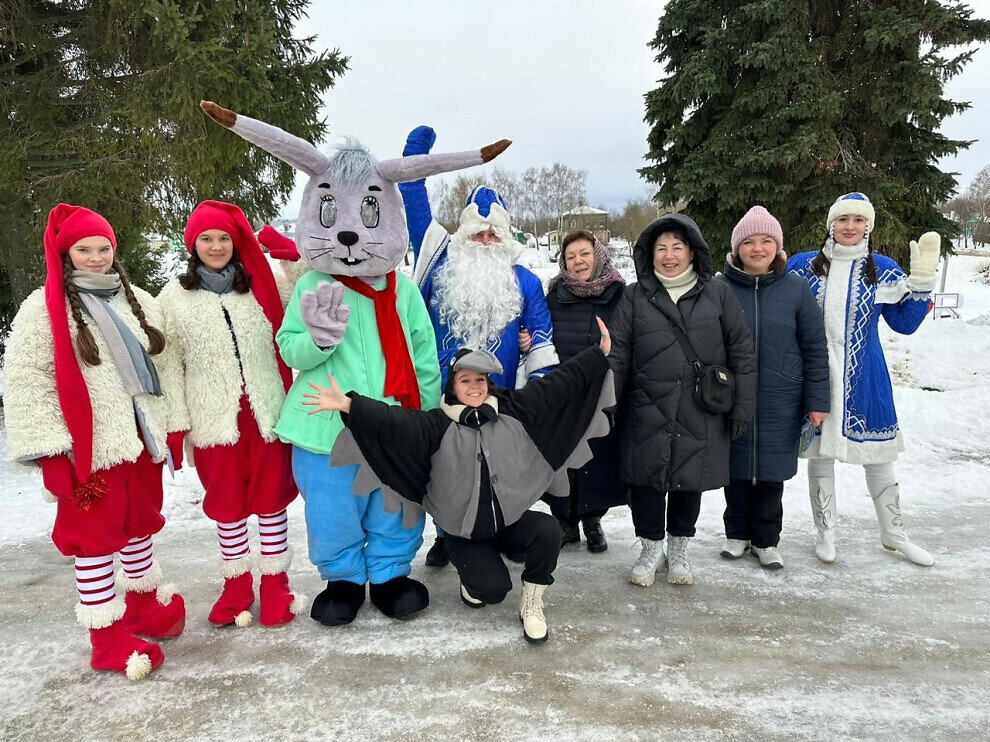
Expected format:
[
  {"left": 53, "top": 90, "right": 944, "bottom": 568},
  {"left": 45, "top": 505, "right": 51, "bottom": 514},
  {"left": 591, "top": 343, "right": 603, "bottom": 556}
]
[
  {"left": 788, "top": 241, "right": 933, "bottom": 464},
  {"left": 398, "top": 180, "right": 558, "bottom": 388}
]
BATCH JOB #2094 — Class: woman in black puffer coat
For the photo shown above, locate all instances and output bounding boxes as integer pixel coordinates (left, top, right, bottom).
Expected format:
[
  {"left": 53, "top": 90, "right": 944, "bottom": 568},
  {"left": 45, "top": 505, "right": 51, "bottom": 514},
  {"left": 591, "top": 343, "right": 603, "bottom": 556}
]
[
  {"left": 718, "top": 207, "right": 829, "bottom": 570},
  {"left": 543, "top": 229, "right": 628, "bottom": 553},
  {"left": 609, "top": 213, "right": 756, "bottom": 587}
]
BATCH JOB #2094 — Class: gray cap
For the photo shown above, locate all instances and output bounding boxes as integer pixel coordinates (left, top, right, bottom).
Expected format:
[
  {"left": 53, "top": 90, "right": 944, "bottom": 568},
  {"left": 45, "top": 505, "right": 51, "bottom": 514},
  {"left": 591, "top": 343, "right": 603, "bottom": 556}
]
[{"left": 450, "top": 348, "right": 503, "bottom": 376}]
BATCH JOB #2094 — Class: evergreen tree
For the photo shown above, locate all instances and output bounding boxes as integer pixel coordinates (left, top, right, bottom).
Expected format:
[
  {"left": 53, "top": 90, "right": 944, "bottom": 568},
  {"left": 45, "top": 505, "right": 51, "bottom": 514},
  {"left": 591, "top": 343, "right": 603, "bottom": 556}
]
[
  {"left": 641, "top": 0, "right": 990, "bottom": 263},
  {"left": 0, "top": 0, "right": 347, "bottom": 351}
]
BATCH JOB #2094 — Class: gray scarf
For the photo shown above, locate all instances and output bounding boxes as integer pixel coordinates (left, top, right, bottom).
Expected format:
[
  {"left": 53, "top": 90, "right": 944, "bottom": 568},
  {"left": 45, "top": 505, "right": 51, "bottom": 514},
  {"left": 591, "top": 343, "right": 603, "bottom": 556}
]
[
  {"left": 196, "top": 263, "right": 236, "bottom": 294},
  {"left": 73, "top": 270, "right": 162, "bottom": 398}
]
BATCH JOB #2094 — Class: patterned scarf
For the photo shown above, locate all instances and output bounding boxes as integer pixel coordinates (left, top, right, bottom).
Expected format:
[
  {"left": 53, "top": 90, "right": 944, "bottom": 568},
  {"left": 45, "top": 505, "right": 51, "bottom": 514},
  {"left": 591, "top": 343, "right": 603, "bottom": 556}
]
[{"left": 549, "top": 237, "right": 625, "bottom": 298}]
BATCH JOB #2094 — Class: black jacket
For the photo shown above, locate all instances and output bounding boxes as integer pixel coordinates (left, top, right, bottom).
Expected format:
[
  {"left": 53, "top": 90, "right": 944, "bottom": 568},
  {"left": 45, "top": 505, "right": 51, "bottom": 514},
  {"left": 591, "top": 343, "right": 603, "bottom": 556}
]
[
  {"left": 334, "top": 347, "right": 612, "bottom": 539},
  {"left": 719, "top": 258, "right": 830, "bottom": 483},
  {"left": 608, "top": 214, "right": 756, "bottom": 493},
  {"left": 546, "top": 280, "right": 628, "bottom": 516}
]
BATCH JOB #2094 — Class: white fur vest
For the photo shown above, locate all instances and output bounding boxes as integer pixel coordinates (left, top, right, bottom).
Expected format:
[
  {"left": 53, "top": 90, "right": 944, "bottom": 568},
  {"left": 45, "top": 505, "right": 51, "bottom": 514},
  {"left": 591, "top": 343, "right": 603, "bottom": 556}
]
[
  {"left": 157, "top": 278, "right": 286, "bottom": 447},
  {"left": 4, "top": 286, "right": 181, "bottom": 471}
]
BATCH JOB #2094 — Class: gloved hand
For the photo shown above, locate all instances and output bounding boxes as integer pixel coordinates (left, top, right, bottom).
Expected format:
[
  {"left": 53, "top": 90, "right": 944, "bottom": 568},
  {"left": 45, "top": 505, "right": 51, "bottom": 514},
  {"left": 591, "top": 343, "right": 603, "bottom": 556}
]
[
  {"left": 731, "top": 420, "right": 749, "bottom": 441},
  {"left": 909, "top": 231, "right": 940, "bottom": 284},
  {"left": 403, "top": 126, "right": 436, "bottom": 157},
  {"left": 258, "top": 225, "right": 300, "bottom": 261},
  {"left": 166, "top": 431, "right": 186, "bottom": 471},
  {"left": 300, "top": 281, "right": 351, "bottom": 349}
]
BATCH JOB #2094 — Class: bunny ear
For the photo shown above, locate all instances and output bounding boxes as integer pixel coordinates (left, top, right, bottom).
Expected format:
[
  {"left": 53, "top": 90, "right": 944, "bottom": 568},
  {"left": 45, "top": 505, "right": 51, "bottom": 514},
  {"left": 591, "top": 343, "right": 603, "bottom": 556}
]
[
  {"left": 200, "top": 100, "right": 331, "bottom": 177},
  {"left": 377, "top": 139, "right": 512, "bottom": 183}
]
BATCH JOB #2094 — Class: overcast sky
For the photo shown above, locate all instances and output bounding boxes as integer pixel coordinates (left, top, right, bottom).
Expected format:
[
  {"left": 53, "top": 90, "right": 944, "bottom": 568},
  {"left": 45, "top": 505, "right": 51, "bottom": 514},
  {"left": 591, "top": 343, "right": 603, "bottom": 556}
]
[{"left": 280, "top": 0, "right": 990, "bottom": 217}]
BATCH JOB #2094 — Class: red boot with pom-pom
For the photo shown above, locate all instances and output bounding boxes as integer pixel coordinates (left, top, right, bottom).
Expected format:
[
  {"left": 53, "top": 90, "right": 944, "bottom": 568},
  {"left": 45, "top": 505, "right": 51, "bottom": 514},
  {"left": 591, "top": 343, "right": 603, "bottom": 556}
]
[
  {"left": 259, "top": 550, "right": 304, "bottom": 627},
  {"left": 119, "top": 563, "right": 186, "bottom": 639},
  {"left": 78, "top": 599, "right": 164, "bottom": 680},
  {"left": 209, "top": 558, "right": 255, "bottom": 627}
]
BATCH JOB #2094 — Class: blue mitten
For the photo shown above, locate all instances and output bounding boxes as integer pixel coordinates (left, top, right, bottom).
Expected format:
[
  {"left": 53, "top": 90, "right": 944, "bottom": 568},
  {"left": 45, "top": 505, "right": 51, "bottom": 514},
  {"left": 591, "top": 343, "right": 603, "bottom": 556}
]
[{"left": 403, "top": 126, "right": 436, "bottom": 157}]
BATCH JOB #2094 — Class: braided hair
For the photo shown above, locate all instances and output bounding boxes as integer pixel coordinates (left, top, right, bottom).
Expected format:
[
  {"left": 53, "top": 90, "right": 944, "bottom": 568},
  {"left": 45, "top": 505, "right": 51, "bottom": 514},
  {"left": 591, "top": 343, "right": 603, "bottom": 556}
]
[
  {"left": 809, "top": 231, "right": 878, "bottom": 286},
  {"left": 62, "top": 254, "right": 166, "bottom": 365},
  {"left": 178, "top": 251, "right": 252, "bottom": 293}
]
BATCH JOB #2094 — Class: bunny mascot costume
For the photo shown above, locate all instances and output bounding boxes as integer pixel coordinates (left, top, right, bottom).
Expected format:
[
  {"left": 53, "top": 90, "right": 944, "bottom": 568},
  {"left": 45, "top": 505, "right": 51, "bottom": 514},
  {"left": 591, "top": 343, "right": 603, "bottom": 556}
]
[{"left": 200, "top": 101, "right": 510, "bottom": 625}]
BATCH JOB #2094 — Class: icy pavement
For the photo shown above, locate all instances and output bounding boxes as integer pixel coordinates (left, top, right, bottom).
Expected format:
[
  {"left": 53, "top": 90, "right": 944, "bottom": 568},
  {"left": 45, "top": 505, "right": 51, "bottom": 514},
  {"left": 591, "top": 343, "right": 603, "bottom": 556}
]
[{"left": 0, "top": 256, "right": 988, "bottom": 741}]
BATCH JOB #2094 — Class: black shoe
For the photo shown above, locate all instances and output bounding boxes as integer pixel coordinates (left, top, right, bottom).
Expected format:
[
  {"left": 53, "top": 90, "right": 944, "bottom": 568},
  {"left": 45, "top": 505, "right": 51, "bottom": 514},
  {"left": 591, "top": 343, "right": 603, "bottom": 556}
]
[
  {"left": 369, "top": 576, "right": 430, "bottom": 620},
  {"left": 310, "top": 581, "right": 365, "bottom": 626},
  {"left": 557, "top": 517, "right": 580, "bottom": 546},
  {"left": 583, "top": 517, "right": 608, "bottom": 553},
  {"left": 424, "top": 537, "right": 450, "bottom": 568},
  {"left": 460, "top": 584, "right": 486, "bottom": 609}
]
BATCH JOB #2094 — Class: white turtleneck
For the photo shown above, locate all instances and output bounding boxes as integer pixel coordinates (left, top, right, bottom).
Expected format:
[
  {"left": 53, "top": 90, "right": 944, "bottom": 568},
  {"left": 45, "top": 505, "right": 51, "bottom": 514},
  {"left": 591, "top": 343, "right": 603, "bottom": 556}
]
[
  {"left": 654, "top": 265, "right": 698, "bottom": 304},
  {"left": 824, "top": 238, "right": 868, "bottom": 262}
]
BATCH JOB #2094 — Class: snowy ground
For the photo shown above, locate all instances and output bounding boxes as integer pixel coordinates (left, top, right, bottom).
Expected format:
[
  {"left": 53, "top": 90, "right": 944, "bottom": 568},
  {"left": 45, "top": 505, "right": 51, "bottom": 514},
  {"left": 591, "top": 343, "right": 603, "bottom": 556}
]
[{"left": 1, "top": 255, "right": 989, "bottom": 741}]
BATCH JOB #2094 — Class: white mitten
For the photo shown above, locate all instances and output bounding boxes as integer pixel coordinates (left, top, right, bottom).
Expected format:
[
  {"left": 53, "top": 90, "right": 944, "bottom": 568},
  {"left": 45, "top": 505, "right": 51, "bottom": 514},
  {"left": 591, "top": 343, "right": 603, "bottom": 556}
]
[{"left": 907, "top": 231, "right": 940, "bottom": 291}]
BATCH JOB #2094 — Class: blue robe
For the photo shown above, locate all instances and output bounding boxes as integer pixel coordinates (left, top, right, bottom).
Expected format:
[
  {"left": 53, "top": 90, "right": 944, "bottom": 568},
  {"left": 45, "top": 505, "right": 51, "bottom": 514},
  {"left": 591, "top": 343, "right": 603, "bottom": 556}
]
[
  {"left": 788, "top": 245, "right": 932, "bottom": 463},
  {"left": 399, "top": 178, "right": 558, "bottom": 388}
]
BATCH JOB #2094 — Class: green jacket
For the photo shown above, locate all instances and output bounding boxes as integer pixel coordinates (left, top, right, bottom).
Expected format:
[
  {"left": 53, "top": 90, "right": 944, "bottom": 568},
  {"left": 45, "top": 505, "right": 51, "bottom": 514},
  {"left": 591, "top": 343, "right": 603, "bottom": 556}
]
[{"left": 274, "top": 269, "right": 441, "bottom": 454}]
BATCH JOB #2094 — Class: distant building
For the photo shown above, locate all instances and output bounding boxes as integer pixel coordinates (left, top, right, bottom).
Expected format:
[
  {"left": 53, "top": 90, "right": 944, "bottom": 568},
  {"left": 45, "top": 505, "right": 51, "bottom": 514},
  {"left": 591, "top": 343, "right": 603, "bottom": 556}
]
[{"left": 547, "top": 206, "right": 610, "bottom": 251}]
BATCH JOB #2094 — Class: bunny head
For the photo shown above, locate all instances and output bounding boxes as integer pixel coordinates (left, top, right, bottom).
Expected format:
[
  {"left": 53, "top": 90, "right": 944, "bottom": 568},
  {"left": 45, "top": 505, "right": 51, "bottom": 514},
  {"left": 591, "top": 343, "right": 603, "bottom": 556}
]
[{"left": 201, "top": 101, "right": 510, "bottom": 277}]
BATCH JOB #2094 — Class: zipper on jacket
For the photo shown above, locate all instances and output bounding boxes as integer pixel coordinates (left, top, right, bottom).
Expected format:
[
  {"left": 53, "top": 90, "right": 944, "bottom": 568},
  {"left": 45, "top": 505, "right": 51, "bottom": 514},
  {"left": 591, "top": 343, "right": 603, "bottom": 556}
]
[{"left": 752, "top": 277, "right": 760, "bottom": 486}]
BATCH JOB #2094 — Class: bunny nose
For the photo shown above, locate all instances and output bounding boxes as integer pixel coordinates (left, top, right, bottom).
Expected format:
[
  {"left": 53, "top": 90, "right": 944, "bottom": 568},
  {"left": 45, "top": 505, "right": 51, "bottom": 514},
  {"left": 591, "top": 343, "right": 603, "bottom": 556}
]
[{"left": 338, "top": 231, "right": 359, "bottom": 247}]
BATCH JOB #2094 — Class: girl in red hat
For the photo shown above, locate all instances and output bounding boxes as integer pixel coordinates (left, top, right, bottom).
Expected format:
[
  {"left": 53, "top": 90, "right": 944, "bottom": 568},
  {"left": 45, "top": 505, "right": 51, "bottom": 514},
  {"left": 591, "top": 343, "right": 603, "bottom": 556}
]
[
  {"left": 157, "top": 201, "right": 302, "bottom": 628},
  {"left": 5, "top": 204, "right": 187, "bottom": 680}
]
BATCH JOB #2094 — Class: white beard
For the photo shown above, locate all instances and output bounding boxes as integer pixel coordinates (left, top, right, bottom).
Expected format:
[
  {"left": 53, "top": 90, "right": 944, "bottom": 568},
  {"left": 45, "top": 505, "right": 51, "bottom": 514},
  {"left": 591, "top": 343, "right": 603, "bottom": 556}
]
[{"left": 433, "top": 232, "right": 522, "bottom": 349}]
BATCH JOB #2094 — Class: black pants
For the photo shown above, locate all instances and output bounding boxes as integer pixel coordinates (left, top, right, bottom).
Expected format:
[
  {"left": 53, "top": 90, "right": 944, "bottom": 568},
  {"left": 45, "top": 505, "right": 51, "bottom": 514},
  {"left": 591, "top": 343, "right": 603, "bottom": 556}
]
[
  {"left": 723, "top": 479, "right": 784, "bottom": 548},
  {"left": 445, "top": 511, "right": 562, "bottom": 604},
  {"left": 629, "top": 486, "right": 702, "bottom": 540},
  {"left": 547, "top": 493, "right": 607, "bottom": 527}
]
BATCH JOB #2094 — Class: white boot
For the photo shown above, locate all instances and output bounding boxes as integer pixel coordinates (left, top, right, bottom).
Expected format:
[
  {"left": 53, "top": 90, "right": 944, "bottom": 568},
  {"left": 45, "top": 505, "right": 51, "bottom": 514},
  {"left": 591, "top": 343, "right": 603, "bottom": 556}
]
[
  {"left": 720, "top": 538, "right": 750, "bottom": 559},
  {"left": 666, "top": 535, "right": 694, "bottom": 585},
  {"left": 628, "top": 538, "right": 666, "bottom": 587},
  {"left": 872, "top": 485, "right": 935, "bottom": 566},
  {"left": 519, "top": 581, "right": 548, "bottom": 643},
  {"left": 809, "top": 477, "right": 837, "bottom": 563}
]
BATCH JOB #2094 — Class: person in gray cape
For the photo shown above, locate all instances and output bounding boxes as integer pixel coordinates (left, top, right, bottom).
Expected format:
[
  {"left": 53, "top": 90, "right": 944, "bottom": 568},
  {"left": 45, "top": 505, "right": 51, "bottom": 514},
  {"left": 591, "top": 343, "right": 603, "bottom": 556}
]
[{"left": 303, "top": 320, "right": 615, "bottom": 644}]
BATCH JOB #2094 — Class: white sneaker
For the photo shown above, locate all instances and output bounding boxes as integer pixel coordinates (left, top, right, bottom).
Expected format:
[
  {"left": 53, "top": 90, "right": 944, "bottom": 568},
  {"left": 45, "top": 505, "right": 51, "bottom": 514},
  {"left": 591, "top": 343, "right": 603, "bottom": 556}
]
[
  {"left": 720, "top": 538, "right": 750, "bottom": 559},
  {"left": 751, "top": 545, "right": 784, "bottom": 570},
  {"left": 460, "top": 584, "right": 485, "bottom": 608},
  {"left": 628, "top": 538, "right": 666, "bottom": 587},
  {"left": 519, "top": 581, "right": 548, "bottom": 643},
  {"left": 666, "top": 535, "right": 694, "bottom": 585}
]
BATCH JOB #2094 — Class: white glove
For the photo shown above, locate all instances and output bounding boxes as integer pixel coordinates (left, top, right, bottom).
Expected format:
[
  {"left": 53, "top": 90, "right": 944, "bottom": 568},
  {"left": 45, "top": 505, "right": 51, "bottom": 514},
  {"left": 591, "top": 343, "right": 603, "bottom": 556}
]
[{"left": 909, "top": 232, "right": 940, "bottom": 279}]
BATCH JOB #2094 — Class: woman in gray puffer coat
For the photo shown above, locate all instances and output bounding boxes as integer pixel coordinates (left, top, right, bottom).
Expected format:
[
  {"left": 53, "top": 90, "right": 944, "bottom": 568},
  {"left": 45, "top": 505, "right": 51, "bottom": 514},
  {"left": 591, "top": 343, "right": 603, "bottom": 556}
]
[{"left": 609, "top": 213, "right": 756, "bottom": 587}]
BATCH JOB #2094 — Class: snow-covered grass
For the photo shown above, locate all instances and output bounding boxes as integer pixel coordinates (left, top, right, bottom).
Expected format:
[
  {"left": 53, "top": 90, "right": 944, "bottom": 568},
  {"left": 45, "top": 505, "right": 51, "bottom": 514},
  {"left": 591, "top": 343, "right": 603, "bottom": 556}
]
[{"left": 0, "top": 257, "right": 988, "bottom": 741}]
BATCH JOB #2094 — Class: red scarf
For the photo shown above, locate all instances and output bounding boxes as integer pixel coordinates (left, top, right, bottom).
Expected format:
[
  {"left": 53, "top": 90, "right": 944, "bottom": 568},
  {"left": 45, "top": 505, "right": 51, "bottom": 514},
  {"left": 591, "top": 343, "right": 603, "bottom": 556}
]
[{"left": 331, "top": 272, "right": 422, "bottom": 410}]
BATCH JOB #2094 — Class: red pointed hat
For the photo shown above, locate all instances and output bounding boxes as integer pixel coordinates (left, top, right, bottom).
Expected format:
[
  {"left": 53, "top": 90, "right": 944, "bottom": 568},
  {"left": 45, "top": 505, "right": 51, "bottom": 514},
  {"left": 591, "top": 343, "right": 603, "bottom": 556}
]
[
  {"left": 43, "top": 204, "right": 118, "bottom": 482},
  {"left": 183, "top": 201, "right": 292, "bottom": 391}
]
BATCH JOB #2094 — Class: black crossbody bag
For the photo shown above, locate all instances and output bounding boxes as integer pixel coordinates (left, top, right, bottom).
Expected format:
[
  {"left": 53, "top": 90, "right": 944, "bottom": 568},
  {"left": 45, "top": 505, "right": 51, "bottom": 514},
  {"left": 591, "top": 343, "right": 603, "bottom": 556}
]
[{"left": 667, "top": 321, "right": 735, "bottom": 414}]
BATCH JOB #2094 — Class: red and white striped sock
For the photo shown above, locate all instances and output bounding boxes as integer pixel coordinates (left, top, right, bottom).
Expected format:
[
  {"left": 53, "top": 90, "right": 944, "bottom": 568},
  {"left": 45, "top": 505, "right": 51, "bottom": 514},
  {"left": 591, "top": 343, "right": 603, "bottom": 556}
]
[
  {"left": 217, "top": 519, "right": 251, "bottom": 561},
  {"left": 75, "top": 555, "right": 116, "bottom": 608},
  {"left": 258, "top": 510, "right": 289, "bottom": 558},
  {"left": 119, "top": 536, "right": 154, "bottom": 580}
]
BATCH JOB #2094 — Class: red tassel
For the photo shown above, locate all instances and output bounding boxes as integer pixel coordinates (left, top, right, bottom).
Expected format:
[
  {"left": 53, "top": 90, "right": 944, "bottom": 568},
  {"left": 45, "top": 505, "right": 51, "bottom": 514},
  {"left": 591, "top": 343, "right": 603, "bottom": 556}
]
[{"left": 73, "top": 472, "right": 108, "bottom": 511}]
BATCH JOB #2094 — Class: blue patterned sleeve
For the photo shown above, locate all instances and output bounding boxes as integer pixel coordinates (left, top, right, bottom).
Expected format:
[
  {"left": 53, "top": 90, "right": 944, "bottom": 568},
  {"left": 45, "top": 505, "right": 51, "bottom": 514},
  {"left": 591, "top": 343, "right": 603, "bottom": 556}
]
[
  {"left": 518, "top": 267, "right": 559, "bottom": 379},
  {"left": 875, "top": 257, "right": 931, "bottom": 335}
]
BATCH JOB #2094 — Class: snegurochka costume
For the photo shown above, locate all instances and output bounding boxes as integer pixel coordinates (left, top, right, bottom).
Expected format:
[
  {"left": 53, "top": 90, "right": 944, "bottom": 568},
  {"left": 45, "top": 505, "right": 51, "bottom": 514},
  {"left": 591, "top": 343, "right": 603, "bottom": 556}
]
[{"left": 788, "top": 191, "right": 938, "bottom": 566}]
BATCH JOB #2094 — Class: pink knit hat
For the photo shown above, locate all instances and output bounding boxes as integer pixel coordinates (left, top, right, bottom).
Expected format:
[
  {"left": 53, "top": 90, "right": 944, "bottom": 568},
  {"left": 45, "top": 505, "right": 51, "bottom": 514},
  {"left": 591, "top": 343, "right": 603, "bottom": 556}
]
[{"left": 731, "top": 206, "right": 784, "bottom": 255}]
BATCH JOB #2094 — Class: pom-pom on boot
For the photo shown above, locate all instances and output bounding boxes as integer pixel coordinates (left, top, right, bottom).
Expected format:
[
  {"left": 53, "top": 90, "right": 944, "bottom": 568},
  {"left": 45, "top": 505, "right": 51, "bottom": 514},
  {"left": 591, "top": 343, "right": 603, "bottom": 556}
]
[
  {"left": 209, "top": 558, "right": 255, "bottom": 628},
  {"left": 119, "top": 562, "right": 186, "bottom": 639},
  {"left": 78, "top": 598, "right": 164, "bottom": 680},
  {"left": 258, "top": 550, "right": 305, "bottom": 627}
]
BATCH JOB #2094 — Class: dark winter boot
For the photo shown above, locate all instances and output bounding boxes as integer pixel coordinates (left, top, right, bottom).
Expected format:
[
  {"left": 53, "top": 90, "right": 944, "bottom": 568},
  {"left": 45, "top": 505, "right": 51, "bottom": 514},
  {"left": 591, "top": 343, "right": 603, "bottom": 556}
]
[
  {"left": 369, "top": 576, "right": 430, "bottom": 619},
  {"left": 424, "top": 537, "right": 450, "bottom": 568},
  {"left": 310, "top": 581, "right": 366, "bottom": 626},
  {"left": 582, "top": 517, "right": 608, "bottom": 553},
  {"left": 556, "top": 517, "right": 580, "bottom": 546}
]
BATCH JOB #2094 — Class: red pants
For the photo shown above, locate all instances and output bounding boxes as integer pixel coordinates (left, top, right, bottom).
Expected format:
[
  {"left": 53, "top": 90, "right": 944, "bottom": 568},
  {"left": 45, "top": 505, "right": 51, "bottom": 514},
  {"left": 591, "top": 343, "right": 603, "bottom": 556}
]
[
  {"left": 41, "top": 451, "right": 165, "bottom": 558},
  {"left": 194, "top": 395, "right": 297, "bottom": 522}
]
